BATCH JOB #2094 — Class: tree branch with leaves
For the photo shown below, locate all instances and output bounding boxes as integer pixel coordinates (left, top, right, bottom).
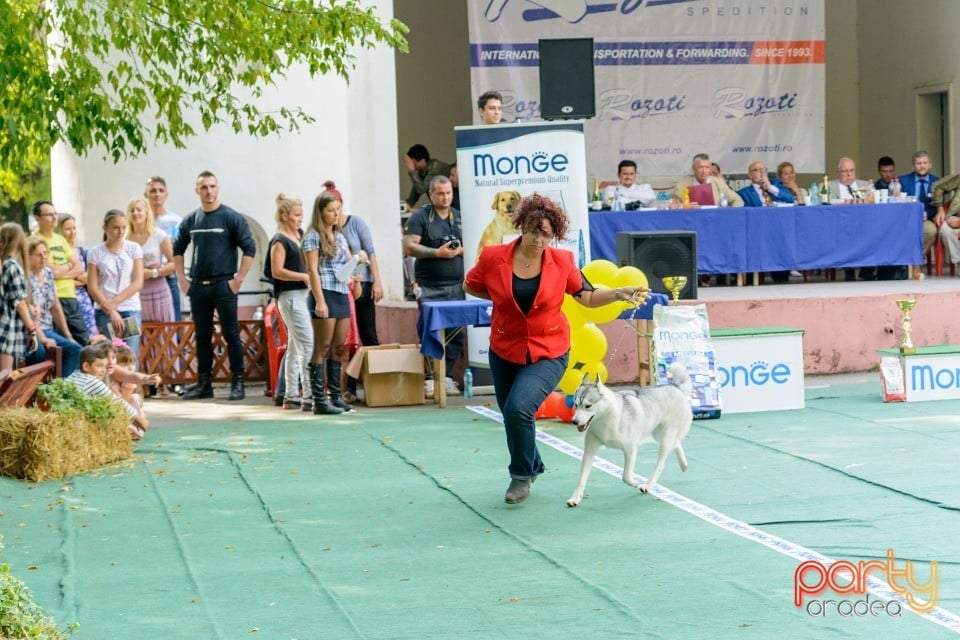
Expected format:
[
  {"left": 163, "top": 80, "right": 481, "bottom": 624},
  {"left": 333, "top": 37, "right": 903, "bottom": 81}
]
[{"left": 0, "top": 0, "right": 408, "bottom": 180}]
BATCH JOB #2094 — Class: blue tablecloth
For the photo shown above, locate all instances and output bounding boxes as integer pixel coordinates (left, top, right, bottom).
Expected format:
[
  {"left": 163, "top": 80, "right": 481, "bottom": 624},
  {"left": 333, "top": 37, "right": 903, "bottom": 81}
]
[
  {"left": 589, "top": 203, "right": 924, "bottom": 274},
  {"left": 419, "top": 293, "right": 669, "bottom": 359}
]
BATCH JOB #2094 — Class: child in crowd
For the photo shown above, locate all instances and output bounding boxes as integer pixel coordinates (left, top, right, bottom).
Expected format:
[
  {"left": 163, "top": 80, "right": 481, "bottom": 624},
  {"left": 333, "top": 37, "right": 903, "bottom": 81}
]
[
  {"left": 110, "top": 342, "right": 146, "bottom": 412},
  {"left": 66, "top": 341, "right": 149, "bottom": 440}
]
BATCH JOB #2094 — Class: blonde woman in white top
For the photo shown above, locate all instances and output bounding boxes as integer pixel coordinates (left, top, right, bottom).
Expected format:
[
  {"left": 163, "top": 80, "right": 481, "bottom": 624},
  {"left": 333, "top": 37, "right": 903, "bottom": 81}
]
[{"left": 87, "top": 208, "right": 144, "bottom": 359}]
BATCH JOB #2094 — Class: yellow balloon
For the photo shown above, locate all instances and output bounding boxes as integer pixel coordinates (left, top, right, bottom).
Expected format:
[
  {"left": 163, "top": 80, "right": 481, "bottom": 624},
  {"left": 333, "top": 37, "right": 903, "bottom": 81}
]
[
  {"left": 570, "top": 323, "right": 607, "bottom": 365},
  {"left": 582, "top": 360, "right": 609, "bottom": 384},
  {"left": 613, "top": 265, "right": 649, "bottom": 291},
  {"left": 561, "top": 294, "right": 587, "bottom": 328},
  {"left": 581, "top": 259, "right": 618, "bottom": 287},
  {"left": 558, "top": 366, "right": 585, "bottom": 395},
  {"left": 580, "top": 285, "right": 627, "bottom": 324}
]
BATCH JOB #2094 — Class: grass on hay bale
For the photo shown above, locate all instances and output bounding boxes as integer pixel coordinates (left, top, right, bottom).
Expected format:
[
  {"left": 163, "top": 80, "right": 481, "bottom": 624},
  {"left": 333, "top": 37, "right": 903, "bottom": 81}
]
[{"left": 0, "top": 408, "right": 132, "bottom": 482}]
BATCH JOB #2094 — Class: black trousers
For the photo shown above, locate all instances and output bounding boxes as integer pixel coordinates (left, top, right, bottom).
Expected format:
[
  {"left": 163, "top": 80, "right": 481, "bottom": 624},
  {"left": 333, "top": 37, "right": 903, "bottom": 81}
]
[
  {"left": 59, "top": 297, "right": 90, "bottom": 345},
  {"left": 189, "top": 281, "right": 243, "bottom": 375},
  {"left": 355, "top": 281, "right": 380, "bottom": 347}
]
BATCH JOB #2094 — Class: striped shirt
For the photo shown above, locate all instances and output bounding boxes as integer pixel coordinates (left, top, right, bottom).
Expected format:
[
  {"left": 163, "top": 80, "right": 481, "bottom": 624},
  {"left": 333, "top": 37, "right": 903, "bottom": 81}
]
[{"left": 65, "top": 371, "right": 138, "bottom": 419}]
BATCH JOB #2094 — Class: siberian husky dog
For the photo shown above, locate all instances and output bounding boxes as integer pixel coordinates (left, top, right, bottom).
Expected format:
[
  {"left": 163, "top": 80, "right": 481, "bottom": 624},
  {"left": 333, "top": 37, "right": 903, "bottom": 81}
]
[{"left": 566, "top": 362, "right": 693, "bottom": 507}]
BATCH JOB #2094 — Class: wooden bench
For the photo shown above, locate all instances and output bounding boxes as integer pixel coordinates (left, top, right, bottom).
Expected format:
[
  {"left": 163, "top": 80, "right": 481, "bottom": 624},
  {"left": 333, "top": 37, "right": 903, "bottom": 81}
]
[{"left": 0, "top": 361, "right": 56, "bottom": 408}]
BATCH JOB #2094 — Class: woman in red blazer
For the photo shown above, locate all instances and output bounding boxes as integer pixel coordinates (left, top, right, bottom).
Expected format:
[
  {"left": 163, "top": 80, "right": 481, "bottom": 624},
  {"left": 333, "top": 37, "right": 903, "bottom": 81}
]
[{"left": 464, "top": 194, "right": 646, "bottom": 505}]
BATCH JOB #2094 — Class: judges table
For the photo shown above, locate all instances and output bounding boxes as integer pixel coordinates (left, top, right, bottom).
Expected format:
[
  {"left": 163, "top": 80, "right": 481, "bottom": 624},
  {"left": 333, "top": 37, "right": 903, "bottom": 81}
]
[
  {"left": 589, "top": 202, "right": 924, "bottom": 276},
  {"left": 420, "top": 293, "right": 670, "bottom": 407}
]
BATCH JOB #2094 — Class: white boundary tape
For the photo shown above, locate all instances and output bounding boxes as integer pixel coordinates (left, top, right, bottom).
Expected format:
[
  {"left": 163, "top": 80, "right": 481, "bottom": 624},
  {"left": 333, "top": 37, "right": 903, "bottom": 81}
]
[{"left": 467, "top": 405, "right": 960, "bottom": 633}]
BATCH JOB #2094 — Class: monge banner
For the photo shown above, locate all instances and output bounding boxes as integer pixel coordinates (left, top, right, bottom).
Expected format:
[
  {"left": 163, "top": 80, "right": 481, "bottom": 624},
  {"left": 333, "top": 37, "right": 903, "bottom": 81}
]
[
  {"left": 456, "top": 121, "right": 588, "bottom": 369},
  {"left": 468, "top": 0, "right": 825, "bottom": 180}
]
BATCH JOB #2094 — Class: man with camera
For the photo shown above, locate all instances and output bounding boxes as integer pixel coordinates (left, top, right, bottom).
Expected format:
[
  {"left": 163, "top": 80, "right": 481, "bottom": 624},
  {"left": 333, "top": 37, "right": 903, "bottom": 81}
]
[{"left": 403, "top": 175, "right": 465, "bottom": 395}]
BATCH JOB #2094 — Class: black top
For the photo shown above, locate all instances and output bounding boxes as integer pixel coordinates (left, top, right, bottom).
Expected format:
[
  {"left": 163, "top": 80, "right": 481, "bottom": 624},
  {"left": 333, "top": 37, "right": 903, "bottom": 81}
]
[
  {"left": 266, "top": 233, "right": 307, "bottom": 298},
  {"left": 403, "top": 205, "right": 464, "bottom": 286},
  {"left": 173, "top": 204, "right": 257, "bottom": 281}
]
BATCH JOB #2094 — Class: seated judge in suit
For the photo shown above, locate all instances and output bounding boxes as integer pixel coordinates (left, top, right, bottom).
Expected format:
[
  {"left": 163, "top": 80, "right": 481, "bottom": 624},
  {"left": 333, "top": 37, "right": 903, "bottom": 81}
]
[
  {"left": 671, "top": 153, "right": 744, "bottom": 207},
  {"left": 828, "top": 157, "right": 874, "bottom": 280},
  {"left": 738, "top": 161, "right": 794, "bottom": 283},
  {"left": 898, "top": 150, "right": 940, "bottom": 261},
  {"left": 828, "top": 157, "right": 873, "bottom": 201},
  {"left": 737, "top": 161, "right": 796, "bottom": 207}
]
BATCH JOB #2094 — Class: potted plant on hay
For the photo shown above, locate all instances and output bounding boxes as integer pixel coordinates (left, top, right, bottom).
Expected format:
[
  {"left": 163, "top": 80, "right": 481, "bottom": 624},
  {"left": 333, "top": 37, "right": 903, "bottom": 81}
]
[{"left": 0, "top": 379, "right": 133, "bottom": 482}]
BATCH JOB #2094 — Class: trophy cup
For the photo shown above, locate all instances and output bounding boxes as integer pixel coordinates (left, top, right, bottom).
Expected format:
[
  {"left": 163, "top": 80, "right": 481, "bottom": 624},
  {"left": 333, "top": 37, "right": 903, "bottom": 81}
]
[
  {"left": 895, "top": 299, "right": 916, "bottom": 354},
  {"left": 661, "top": 276, "right": 688, "bottom": 305}
]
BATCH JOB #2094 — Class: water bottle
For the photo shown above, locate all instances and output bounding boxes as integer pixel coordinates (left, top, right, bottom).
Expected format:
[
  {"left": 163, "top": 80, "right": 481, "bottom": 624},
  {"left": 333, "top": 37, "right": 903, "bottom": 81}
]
[
  {"left": 252, "top": 306, "right": 264, "bottom": 321},
  {"left": 613, "top": 186, "right": 623, "bottom": 211},
  {"left": 462, "top": 368, "right": 473, "bottom": 399},
  {"left": 809, "top": 184, "right": 820, "bottom": 206}
]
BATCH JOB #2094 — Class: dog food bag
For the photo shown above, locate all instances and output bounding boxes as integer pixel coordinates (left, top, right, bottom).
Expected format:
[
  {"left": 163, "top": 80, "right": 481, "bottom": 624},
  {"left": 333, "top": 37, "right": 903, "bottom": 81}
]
[
  {"left": 652, "top": 304, "right": 722, "bottom": 419},
  {"left": 880, "top": 356, "right": 906, "bottom": 403}
]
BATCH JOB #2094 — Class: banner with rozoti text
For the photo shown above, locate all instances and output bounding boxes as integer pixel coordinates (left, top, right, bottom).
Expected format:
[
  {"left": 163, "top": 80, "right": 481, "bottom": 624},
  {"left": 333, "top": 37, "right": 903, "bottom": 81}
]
[
  {"left": 468, "top": 0, "right": 825, "bottom": 180},
  {"left": 456, "top": 121, "right": 589, "bottom": 369}
]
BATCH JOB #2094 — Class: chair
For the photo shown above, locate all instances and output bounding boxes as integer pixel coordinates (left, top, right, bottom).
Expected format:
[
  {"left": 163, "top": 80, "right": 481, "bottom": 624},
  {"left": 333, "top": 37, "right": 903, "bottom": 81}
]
[{"left": 0, "top": 361, "right": 56, "bottom": 408}]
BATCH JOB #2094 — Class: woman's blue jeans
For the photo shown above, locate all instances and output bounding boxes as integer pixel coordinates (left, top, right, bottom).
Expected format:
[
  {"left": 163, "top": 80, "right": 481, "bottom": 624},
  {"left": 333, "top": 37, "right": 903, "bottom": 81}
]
[
  {"left": 488, "top": 348, "right": 569, "bottom": 480},
  {"left": 25, "top": 328, "right": 82, "bottom": 377},
  {"left": 95, "top": 309, "right": 142, "bottom": 363}
]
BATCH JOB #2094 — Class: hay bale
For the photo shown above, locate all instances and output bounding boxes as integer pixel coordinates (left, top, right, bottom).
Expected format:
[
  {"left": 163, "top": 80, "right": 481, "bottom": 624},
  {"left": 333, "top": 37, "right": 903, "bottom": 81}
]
[{"left": 0, "top": 408, "right": 132, "bottom": 482}]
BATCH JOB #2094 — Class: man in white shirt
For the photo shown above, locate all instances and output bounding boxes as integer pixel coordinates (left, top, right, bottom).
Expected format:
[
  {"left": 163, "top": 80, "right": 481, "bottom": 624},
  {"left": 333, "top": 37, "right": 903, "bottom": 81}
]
[
  {"left": 145, "top": 176, "right": 183, "bottom": 320},
  {"left": 602, "top": 160, "right": 656, "bottom": 208}
]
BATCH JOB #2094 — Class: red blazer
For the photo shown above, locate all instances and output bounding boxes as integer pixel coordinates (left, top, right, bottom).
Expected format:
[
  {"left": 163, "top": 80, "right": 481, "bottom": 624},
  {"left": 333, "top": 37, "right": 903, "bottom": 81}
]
[{"left": 464, "top": 239, "right": 583, "bottom": 364}]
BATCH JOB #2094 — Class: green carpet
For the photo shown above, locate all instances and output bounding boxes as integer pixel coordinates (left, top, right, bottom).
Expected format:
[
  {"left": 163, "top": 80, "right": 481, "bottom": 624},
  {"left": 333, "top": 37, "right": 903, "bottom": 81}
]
[{"left": 1, "top": 382, "right": 958, "bottom": 639}]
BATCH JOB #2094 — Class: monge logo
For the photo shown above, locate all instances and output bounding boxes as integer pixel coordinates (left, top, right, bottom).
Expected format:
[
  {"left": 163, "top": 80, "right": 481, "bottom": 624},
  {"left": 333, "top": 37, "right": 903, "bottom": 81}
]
[
  {"left": 910, "top": 364, "right": 960, "bottom": 391},
  {"left": 473, "top": 150, "right": 569, "bottom": 177},
  {"left": 717, "top": 360, "right": 790, "bottom": 388},
  {"left": 483, "top": 0, "right": 696, "bottom": 24}
]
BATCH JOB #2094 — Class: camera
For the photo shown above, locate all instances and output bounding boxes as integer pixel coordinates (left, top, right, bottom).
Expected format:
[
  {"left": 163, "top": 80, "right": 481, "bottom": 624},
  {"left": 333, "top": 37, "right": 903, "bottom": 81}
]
[{"left": 440, "top": 235, "right": 461, "bottom": 250}]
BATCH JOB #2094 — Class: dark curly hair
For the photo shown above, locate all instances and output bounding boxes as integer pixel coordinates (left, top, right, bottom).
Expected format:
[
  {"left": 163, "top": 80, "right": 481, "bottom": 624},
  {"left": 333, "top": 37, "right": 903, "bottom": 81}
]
[{"left": 511, "top": 193, "right": 569, "bottom": 241}]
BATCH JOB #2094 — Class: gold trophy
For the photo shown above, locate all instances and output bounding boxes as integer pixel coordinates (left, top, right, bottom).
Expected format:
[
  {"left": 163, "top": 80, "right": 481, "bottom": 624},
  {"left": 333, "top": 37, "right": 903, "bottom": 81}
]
[
  {"left": 895, "top": 299, "right": 916, "bottom": 354},
  {"left": 661, "top": 276, "right": 688, "bottom": 305}
]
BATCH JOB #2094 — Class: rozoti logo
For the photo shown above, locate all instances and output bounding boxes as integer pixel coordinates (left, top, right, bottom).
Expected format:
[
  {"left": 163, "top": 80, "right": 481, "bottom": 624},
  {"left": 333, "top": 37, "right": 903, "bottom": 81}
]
[
  {"left": 794, "top": 549, "right": 939, "bottom": 617},
  {"left": 483, "top": 0, "right": 698, "bottom": 24},
  {"left": 472, "top": 151, "right": 569, "bottom": 177},
  {"left": 717, "top": 360, "right": 789, "bottom": 388}
]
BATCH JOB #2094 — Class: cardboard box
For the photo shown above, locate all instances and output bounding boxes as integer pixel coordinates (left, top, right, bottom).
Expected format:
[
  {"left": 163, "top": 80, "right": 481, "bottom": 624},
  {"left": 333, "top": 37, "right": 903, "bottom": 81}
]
[{"left": 346, "top": 344, "right": 425, "bottom": 407}]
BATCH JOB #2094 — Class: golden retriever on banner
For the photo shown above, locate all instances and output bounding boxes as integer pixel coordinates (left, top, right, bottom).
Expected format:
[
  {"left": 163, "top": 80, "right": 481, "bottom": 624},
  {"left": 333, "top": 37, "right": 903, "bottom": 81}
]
[{"left": 477, "top": 190, "right": 522, "bottom": 260}]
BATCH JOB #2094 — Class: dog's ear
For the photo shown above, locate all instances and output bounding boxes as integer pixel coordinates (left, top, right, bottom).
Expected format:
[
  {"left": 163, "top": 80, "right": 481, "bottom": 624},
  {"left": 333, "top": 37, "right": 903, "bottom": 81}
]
[
  {"left": 490, "top": 193, "right": 500, "bottom": 210},
  {"left": 511, "top": 191, "right": 521, "bottom": 203},
  {"left": 580, "top": 372, "right": 590, "bottom": 386},
  {"left": 592, "top": 372, "right": 603, "bottom": 387}
]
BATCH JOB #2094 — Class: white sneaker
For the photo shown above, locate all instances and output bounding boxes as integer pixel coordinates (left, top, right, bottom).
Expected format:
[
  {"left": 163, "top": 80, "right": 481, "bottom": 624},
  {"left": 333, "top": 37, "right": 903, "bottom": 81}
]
[
  {"left": 445, "top": 377, "right": 460, "bottom": 396},
  {"left": 424, "top": 379, "right": 435, "bottom": 397},
  {"left": 789, "top": 270, "right": 803, "bottom": 278}
]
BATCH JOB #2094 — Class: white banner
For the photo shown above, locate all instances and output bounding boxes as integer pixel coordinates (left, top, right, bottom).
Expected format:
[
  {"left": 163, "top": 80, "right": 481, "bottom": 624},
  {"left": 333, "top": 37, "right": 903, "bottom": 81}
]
[
  {"left": 456, "top": 121, "right": 588, "bottom": 368},
  {"left": 468, "top": 0, "right": 825, "bottom": 181}
]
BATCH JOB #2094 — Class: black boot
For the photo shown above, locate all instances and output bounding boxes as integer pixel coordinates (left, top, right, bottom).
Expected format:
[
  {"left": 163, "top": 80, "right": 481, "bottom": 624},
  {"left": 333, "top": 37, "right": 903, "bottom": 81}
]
[
  {"left": 183, "top": 373, "right": 213, "bottom": 400},
  {"left": 309, "top": 362, "right": 343, "bottom": 415},
  {"left": 228, "top": 371, "right": 245, "bottom": 401},
  {"left": 326, "top": 360, "right": 354, "bottom": 412}
]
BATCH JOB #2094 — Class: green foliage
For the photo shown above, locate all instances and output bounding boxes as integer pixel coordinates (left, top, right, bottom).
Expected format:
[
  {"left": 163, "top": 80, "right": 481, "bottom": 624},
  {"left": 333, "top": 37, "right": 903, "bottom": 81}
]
[
  {"left": 37, "top": 378, "right": 124, "bottom": 423},
  {"left": 0, "top": 539, "right": 77, "bottom": 639},
  {"left": 0, "top": 0, "right": 408, "bottom": 178}
]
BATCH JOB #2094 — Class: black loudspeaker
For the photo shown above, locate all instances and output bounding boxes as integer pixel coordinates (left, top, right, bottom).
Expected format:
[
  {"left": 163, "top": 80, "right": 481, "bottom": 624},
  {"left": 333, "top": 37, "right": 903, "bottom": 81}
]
[
  {"left": 538, "top": 38, "right": 595, "bottom": 119},
  {"left": 616, "top": 231, "right": 698, "bottom": 299}
]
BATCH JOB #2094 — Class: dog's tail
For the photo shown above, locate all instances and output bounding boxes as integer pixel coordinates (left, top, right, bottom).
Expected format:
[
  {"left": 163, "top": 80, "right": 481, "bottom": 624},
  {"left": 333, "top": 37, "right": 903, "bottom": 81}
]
[{"left": 667, "top": 361, "right": 692, "bottom": 396}]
